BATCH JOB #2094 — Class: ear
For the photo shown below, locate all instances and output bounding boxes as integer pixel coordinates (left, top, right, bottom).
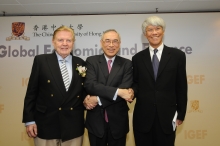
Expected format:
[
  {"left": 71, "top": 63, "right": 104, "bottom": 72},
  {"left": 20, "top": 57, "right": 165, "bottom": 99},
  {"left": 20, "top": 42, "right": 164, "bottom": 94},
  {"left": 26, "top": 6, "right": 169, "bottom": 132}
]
[
  {"left": 52, "top": 39, "right": 55, "bottom": 47},
  {"left": 100, "top": 40, "right": 103, "bottom": 48}
]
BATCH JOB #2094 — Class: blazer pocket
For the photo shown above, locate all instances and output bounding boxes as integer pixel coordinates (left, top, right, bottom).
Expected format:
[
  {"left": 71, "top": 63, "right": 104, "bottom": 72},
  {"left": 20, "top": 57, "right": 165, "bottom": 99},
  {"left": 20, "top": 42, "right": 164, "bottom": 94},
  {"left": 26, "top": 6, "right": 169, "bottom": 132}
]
[{"left": 36, "top": 104, "right": 47, "bottom": 113}]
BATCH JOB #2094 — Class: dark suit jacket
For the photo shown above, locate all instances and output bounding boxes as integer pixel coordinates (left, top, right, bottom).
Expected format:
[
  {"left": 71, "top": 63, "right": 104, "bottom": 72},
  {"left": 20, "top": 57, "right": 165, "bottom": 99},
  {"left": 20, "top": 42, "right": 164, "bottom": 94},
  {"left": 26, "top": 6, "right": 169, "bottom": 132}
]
[
  {"left": 132, "top": 45, "right": 187, "bottom": 134},
  {"left": 84, "top": 54, "right": 133, "bottom": 139},
  {"left": 22, "top": 52, "right": 86, "bottom": 141}
]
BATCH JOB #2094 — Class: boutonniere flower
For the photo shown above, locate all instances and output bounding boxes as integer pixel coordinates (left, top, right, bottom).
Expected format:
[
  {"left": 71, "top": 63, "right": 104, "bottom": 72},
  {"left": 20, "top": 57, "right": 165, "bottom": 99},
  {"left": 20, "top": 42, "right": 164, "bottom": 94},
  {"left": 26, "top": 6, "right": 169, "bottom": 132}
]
[{"left": 76, "top": 65, "right": 87, "bottom": 77}]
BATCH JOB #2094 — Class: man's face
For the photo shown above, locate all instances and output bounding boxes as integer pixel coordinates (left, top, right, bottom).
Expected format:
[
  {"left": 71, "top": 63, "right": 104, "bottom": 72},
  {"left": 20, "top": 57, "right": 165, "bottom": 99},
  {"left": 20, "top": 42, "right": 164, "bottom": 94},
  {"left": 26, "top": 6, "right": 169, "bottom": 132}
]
[
  {"left": 101, "top": 31, "right": 120, "bottom": 59},
  {"left": 52, "top": 30, "right": 74, "bottom": 58},
  {"left": 145, "top": 25, "right": 164, "bottom": 48}
]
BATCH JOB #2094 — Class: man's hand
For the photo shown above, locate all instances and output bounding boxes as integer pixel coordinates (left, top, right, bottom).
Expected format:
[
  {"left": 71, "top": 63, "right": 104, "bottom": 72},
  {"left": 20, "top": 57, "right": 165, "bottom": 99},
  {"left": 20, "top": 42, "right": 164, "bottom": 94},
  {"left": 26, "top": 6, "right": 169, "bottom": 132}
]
[
  {"left": 83, "top": 95, "right": 98, "bottom": 110},
  {"left": 127, "top": 88, "right": 134, "bottom": 103},
  {"left": 176, "top": 119, "right": 183, "bottom": 126},
  {"left": 26, "top": 124, "right": 37, "bottom": 138},
  {"left": 118, "top": 89, "right": 134, "bottom": 102}
]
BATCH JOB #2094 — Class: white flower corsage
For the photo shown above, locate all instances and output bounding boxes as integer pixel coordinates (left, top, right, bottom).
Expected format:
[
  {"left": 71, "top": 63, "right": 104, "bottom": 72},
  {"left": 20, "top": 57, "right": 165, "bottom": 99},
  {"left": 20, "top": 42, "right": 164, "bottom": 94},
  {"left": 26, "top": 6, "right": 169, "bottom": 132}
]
[{"left": 76, "top": 65, "right": 87, "bottom": 77}]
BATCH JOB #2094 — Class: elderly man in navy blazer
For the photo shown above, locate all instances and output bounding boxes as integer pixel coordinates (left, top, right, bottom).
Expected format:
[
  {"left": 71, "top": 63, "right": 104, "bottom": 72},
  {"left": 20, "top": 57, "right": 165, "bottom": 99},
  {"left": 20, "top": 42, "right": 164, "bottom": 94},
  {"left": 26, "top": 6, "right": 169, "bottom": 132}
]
[{"left": 22, "top": 26, "right": 86, "bottom": 146}]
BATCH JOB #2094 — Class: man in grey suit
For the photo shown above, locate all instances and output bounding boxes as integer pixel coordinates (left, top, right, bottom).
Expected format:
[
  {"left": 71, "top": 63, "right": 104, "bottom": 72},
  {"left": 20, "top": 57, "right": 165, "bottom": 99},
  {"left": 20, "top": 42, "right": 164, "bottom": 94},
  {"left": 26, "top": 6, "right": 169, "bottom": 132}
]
[
  {"left": 22, "top": 26, "right": 86, "bottom": 146},
  {"left": 83, "top": 29, "right": 133, "bottom": 146},
  {"left": 132, "top": 16, "right": 187, "bottom": 146}
]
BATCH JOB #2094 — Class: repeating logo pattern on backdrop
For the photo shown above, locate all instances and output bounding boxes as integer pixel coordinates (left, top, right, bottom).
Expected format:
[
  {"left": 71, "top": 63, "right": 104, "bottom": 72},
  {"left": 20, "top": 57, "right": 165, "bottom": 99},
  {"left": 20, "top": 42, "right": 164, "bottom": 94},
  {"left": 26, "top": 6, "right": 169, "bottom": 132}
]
[
  {"left": 0, "top": 86, "right": 4, "bottom": 113},
  {"left": 6, "top": 22, "right": 30, "bottom": 41},
  {"left": 187, "top": 100, "right": 203, "bottom": 113},
  {"left": 0, "top": 104, "right": 4, "bottom": 113},
  {"left": 184, "top": 130, "right": 207, "bottom": 139}
]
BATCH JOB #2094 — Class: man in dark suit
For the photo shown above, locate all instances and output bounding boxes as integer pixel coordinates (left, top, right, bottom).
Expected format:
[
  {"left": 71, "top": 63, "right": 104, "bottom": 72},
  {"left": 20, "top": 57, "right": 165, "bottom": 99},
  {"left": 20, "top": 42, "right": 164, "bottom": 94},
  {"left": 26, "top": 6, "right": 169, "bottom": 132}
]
[
  {"left": 83, "top": 29, "right": 133, "bottom": 146},
  {"left": 22, "top": 26, "right": 86, "bottom": 146},
  {"left": 132, "top": 16, "right": 188, "bottom": 146}
]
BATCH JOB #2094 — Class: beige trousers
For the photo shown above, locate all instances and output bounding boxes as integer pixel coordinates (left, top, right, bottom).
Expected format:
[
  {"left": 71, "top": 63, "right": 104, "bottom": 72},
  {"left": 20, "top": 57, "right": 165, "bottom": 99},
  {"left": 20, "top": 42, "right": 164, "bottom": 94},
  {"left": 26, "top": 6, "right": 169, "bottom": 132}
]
[{"left": 34, "top": 136, "right": 83, "bottom": 146}]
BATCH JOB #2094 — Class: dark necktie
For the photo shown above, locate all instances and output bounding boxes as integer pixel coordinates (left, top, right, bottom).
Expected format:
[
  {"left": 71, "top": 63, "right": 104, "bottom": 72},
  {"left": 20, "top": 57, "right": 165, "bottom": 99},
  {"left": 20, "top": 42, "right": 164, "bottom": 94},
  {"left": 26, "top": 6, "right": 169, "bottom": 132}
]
[
  {"left": 105, "top": 60, "right": 112, "bottom": 122},
  {"left": 152, "top": 49, "right": 159, "bottom": 80}
]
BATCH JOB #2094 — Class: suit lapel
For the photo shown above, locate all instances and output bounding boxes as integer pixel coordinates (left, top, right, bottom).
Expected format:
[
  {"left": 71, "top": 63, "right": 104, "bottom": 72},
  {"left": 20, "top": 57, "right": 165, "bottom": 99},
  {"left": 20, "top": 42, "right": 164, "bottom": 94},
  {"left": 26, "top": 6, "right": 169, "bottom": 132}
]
[
  {"left": 106, "top": 56, "right": 121, "bottom": 85},
  {"left": 99, "top": 54, "right": 109, "bottom": 80},
  {"left": 157, "top": 45, "right": 171, "bottom": 78},
  {"left": 61, "top": 55, "right": 80, "bottom": 105},
  {"left": 46, "top": 52, "right": 67, "bottom": 97},
  {"left": 142, "top": 48, "right": 155, "bottom": 80},
  {"left": 67, "top": 55, "right": 79, "bottom": 93}
]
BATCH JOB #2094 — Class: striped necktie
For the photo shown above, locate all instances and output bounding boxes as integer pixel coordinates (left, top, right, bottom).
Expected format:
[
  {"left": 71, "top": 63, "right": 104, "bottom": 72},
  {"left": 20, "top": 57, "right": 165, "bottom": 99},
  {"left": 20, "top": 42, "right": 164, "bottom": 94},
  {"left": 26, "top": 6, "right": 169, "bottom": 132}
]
[{"left": 60, "top": 60, "right": 70, "bottom": 91}]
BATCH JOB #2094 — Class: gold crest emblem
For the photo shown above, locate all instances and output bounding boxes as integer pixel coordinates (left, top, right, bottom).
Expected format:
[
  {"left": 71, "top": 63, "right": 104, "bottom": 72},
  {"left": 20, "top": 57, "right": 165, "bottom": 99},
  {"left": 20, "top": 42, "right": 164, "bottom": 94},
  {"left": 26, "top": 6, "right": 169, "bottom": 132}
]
[
  {"left": 191, "top": 100, "right": 199, "bottom": 110},
  {"left": 188, "top": 100, "right": 203, "bottom": 113},
  {"left": 12, "top": 22, "right": 25, "bottom": 37},
  {"left": 6, "top": 22, "right": 30, "bottom": 41}
]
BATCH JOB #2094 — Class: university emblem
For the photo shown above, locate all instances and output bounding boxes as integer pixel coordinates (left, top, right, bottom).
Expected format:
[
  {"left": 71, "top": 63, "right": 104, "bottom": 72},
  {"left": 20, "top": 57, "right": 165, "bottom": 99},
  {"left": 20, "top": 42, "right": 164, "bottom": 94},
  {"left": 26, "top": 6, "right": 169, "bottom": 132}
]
[
  {"left": 6, "top": 22, "right": 30, "bottom": 41},
  {"left": 187, "top": 100, "right": 203, "bottom": 113}
]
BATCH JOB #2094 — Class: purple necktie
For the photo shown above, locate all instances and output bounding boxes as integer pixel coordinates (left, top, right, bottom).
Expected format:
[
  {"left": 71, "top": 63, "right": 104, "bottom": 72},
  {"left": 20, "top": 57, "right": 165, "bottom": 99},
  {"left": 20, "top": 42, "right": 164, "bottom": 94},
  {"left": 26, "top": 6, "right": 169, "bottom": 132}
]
[
  {"left": 105, "top": 60, "right": 112, "bottom": 122},
  {"left": 107, "top": 60, "right": 112, "bottom": 73}
]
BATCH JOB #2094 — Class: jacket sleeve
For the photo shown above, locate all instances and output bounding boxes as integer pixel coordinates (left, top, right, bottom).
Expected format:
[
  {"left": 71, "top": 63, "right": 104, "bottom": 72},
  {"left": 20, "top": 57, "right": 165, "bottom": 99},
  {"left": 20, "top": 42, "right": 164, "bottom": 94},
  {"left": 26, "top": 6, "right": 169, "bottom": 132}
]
[{"left": 22, "top": 56, "right": 40, "bottom": 123}]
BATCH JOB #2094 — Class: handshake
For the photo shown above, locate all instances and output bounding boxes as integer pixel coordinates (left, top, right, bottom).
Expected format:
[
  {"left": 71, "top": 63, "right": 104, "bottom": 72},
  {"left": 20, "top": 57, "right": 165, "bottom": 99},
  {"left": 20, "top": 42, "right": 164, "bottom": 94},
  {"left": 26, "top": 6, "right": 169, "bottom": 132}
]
[
  {"left": 117, "top": 88, "right": 134, "bottom": 102},
  {"left": 83, "top": 88, "right": 134, "bottom": 110}
]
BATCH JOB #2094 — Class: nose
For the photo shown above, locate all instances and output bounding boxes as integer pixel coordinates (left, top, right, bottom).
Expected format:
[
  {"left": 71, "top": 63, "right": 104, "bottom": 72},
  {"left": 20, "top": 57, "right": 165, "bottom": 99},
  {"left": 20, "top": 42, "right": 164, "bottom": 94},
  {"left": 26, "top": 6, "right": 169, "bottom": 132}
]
[
  {"left": 152, "top": 29, "right": 157, "bottom": 34},
  {"left": 109, "top": 41, "right": 114, "bottom": 46},
  {"left": 62, "top": 40, "right": 68, "bottom": 45}
]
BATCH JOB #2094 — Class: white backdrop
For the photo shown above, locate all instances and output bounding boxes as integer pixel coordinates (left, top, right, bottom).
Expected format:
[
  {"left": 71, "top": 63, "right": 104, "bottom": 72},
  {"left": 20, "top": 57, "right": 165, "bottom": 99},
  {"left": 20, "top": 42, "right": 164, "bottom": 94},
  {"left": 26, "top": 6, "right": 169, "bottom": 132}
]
[{"left": 0, "top": 13, "right": 220, "bottom": 146}]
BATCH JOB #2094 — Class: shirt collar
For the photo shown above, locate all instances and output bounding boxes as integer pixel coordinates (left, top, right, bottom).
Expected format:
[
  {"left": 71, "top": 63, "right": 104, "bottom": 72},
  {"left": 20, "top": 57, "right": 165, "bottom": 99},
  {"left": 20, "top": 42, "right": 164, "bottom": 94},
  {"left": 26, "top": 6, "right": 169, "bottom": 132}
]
[
  {"left": 104, "top": 54, "right": 116, "bottom": 63},
  {"left": 149, "top": 43, "right": 164, "bottom": 53},
  {"left": 55, "top": 51, "right": 72, "bottom": 62}
]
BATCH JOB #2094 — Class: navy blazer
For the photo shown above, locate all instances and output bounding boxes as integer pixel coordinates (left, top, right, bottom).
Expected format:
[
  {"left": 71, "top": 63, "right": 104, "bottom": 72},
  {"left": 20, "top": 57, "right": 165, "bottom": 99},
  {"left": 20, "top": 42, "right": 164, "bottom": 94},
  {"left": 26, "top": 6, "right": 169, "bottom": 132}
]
[{"left": 22, "top": 52, "right": 86, "bottom": 141}]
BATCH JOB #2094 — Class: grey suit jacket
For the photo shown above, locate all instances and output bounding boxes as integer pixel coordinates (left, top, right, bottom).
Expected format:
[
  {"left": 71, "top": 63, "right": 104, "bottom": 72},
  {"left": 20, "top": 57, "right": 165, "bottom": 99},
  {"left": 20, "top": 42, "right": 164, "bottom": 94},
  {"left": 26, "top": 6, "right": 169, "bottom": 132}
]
[{"left": 84, "top": 54, "right": 133, "bottom": 139}]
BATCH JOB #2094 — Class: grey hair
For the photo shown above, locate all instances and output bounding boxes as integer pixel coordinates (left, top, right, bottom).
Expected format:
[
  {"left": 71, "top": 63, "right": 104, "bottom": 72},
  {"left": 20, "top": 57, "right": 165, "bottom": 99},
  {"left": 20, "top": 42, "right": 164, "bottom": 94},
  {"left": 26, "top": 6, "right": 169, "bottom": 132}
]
[
  {"left": 101, "top": 29, "right": 121, "bottom": 41},
  {"left": 142, "top": 16, "right": 166, "bottom": 35}
]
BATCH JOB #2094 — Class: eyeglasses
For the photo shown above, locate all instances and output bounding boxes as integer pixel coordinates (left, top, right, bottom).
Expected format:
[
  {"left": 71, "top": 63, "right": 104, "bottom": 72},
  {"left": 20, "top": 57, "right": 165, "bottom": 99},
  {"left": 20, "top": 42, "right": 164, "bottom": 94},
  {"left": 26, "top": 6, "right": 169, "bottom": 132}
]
[{"left": 102, "top": 39, "right": 120, "bottom": 46}]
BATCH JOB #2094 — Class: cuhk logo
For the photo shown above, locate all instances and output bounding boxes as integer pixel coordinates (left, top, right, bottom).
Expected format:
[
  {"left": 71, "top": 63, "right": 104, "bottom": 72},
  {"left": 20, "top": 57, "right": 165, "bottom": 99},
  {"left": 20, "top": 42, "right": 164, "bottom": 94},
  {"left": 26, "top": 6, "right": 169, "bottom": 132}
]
[{"left": 6, "top": 22, "right": 30, "bottom": 41}]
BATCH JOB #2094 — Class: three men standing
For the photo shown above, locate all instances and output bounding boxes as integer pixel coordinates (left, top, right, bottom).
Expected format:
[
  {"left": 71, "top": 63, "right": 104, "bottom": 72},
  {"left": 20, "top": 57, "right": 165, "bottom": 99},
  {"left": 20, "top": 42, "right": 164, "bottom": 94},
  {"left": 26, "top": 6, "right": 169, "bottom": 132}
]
[{"left": 23, "top": 15, "right": 187, "bottom": 146}]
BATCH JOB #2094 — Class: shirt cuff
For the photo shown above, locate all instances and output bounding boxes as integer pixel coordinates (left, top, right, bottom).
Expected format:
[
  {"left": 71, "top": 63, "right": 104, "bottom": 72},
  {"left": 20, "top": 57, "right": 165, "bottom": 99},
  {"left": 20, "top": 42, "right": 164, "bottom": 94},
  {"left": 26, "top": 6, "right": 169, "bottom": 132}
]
[
  {"left": 97, "top": 96, "right": 102, "bottom": 106},
  {"left": 113, "top": 89, "right": 118, "bottom": 101},
  {"left": 25, "top": 121, "right": 36, "bottom": 126}
]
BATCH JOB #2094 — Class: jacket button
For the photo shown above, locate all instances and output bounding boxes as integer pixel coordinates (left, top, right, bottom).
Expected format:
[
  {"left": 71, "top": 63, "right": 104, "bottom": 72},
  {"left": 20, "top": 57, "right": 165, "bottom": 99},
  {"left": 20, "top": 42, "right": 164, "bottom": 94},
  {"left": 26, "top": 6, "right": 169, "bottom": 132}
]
[
  {"left": 48, "top": 80, "right": 50, "bottom": 83},
  {"left": 70, "top": 107, "right": 73, "bottom": 110},
  {"left": 81, "top": 83, "right": 83, "bottom": 85},
  {"left": 77, "top": 96, "right": 80, "bottom": 98},
  {"left": 51, "top": 94, "right": 53, "bottom": 97},
  {"left": 59, "top": 108, "right": 61, "bottom": 110}
]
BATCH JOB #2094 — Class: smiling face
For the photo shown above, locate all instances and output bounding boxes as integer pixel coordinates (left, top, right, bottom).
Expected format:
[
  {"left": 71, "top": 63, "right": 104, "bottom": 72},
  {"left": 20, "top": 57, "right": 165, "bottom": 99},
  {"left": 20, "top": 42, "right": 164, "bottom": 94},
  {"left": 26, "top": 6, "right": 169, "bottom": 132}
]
[
  {"left": 145, "top": 25, "right": 164, "bottom": 49},
  {"left": 52, "top": 30, "right": 74, "bottom": 58},
  {"left": 145, "top": 25, "right": 164, "bottom": 48},
  {"left": 101, "top": 31, "right": 121, "bottom": 59}
]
